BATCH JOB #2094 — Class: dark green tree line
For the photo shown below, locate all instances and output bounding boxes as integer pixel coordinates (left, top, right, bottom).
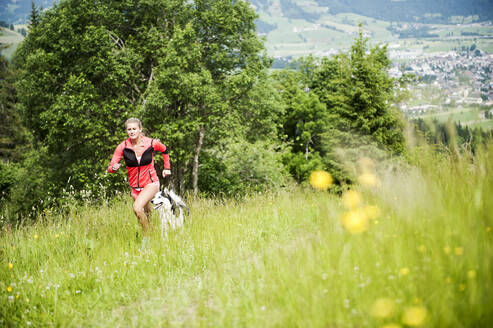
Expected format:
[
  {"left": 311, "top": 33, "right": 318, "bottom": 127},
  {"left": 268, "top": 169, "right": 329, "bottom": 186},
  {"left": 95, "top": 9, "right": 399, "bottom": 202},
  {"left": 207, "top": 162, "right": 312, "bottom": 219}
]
[
  {"left": 412, "top": 118, "right": 492, "bottom": 154},
  {"left": 0, "top": 45, "right": 29, "bottom": 202}
]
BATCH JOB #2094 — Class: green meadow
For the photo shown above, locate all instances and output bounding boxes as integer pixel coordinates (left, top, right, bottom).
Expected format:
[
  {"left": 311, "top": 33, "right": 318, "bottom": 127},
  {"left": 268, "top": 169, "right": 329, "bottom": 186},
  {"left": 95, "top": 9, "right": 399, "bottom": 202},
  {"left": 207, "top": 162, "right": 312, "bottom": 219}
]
[
  {"left": 414, "top": 106, "right": 493, "bottom": 130},
  {"left": 1, "top": 144, "right": 492, "bottom": 327}
]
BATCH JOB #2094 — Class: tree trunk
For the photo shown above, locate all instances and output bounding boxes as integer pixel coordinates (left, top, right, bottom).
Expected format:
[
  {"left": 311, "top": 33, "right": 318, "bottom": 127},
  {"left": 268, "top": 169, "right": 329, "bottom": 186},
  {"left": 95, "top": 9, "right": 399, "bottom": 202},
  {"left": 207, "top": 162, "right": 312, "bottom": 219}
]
[
  {"left": 192, "top": 125, "right": 205, "bottom": 197},
  {"left": 179, "top": 159, "right": 189, "bottom": 195}
]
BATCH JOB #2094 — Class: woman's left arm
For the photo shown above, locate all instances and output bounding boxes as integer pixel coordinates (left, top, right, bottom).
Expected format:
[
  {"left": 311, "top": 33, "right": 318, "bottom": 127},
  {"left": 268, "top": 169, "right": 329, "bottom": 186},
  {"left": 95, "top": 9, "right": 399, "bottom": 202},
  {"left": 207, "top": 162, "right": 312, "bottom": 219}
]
[{"left": 154, "top": 139, "right": 171, "bottom": 176}]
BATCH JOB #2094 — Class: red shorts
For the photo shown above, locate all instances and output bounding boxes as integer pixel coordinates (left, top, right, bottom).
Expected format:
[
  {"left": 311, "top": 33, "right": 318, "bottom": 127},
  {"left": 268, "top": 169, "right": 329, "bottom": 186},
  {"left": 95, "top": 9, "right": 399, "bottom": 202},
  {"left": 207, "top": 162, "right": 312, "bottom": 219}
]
[{"left": 131, "top": 182, "right": 160, "bottom": 199}]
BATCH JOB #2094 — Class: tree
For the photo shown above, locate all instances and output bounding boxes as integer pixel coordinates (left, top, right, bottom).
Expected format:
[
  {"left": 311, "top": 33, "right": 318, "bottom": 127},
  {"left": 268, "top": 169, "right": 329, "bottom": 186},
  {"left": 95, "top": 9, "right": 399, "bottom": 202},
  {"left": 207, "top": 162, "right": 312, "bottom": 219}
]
[
  {"left": 0, "top": 54, "right": 26, "bottom": 161},
  {"left": 311, "top": 27, "right": 405, "bottom": 152},
  {"left": 28, "top": 1, "right": 40, "bottom": 29},
  {"left": 274, "top": 26, "right": 405, "bottom": 186},
  {"left": 272, "top": 64, "right": 328, "bottom": 182},
  {"left": 14, "top": 0, "right": 274, "bottom": 210},
  {"left": 0, "top": 48, "right": 30, "bottom": 208}
]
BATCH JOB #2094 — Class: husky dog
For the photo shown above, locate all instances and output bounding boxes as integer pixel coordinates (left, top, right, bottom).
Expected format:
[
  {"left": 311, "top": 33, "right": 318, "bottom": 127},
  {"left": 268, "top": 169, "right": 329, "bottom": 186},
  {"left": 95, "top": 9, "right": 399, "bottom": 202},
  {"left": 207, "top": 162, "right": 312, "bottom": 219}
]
[{"left": 150, "top": 187, "right": 188, "bottom": 238}]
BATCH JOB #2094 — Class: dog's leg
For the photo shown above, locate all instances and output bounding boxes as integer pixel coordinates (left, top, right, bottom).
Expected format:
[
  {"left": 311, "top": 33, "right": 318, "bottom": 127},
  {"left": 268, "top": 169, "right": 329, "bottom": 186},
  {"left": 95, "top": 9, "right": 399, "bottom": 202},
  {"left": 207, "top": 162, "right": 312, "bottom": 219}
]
[
  {"left": 166, "top": 212, "right": 172, "bottom": 234},
  {"left": 161, "top": 214, "right": 165, "bottom": 239},
  {"left": 158, "top": 208, "right": 167, "bottom": 239},
  {"left": 177, "top": 208, "right": 184, "bottom": 228},
  {"left": 170, "top": 212, "right": 176, "bottom": 230}
]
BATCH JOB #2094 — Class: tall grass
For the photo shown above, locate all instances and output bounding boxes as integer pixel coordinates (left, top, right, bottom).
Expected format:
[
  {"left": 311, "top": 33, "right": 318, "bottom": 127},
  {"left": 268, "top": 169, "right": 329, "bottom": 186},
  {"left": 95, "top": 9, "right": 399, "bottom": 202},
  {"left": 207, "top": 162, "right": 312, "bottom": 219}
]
[{"left": 1, "top": 144, "right": 492, "bottom": 327}]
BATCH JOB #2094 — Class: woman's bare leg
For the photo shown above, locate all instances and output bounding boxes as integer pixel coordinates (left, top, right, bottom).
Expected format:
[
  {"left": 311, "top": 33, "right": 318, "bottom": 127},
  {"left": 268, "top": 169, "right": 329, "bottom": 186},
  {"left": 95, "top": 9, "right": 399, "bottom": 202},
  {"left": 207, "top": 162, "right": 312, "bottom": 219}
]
[{"left": 133, "top": 183, "right": 159, "bottom": 236}]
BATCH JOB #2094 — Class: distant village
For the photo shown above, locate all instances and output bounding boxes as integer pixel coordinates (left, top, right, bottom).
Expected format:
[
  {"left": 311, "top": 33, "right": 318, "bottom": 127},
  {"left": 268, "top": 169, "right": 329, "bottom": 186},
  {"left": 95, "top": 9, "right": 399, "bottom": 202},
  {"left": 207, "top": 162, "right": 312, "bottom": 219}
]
[{"left": 388, "top": 50, "right": 493, "bottom": 116}]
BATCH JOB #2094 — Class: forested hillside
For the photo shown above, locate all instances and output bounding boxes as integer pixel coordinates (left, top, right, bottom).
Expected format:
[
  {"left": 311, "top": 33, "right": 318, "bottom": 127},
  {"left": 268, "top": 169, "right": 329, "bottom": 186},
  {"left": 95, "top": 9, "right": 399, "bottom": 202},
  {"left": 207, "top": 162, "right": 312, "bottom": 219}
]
[
  {"left": 251, "top": 0, "right": 493, "bottom": 23},
  {"left": 3, "top": 0, "right": 493, "bottom": 25}
]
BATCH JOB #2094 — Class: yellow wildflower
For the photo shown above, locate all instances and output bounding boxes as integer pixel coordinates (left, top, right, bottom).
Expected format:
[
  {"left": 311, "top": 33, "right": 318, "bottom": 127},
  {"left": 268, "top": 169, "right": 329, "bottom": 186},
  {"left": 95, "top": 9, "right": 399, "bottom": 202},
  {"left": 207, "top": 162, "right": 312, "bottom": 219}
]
[
  {"left": 8, "top": 263, "right": 13, "bottom": 270},
  {"left": 7, "top": 286, "right": 12, "bottom": 292},
  {"left": 382, "top": 324, "right": 402, "bottom": 328},
  {"left": 402, "top": 306, "right": 427, "bottom": 326},
  {"left": 342, "top": 190, "right": 362, "bottom": 209},
  {"left": 56, "top": 234, "right": 59, "bottom": 238},
  {"left": 370, "top": 297, "right": 396, "bottom": 319},
  {"left": 26, "top": 298, "right": 30, "bottom": 302},
  {"left": 445, "top": 277, "right": 452, "bottom": 284},
  {"left": 486, "top": 227, "right": 491, "bottom": 232},
  {"left": 362, "top": 205, "right": 381, "bottom": 220},
  {"left": 34, "top": 234, "right": 38, "bottom": 239},
  {"left": 400, "top": 267, "right": 410, "bottom": 276},
  {"left": 341, "top": 209, "right": 369, "bottom": 234},
  {"left": 443, "top": 246, "right": 451, "bottom": 254},
  {"left": 358, "top": 156, "right": 375, "bottom": 172},
  {"left": 454, "top": 247, "right": 464, "bottom": 256},
  {"left": 467, "top": 270, "right": 476, "bottom": 279},
  {"left": 358, "top": 172, "right": 380, "bottom": 188},
  {"left": 417, "top": 245, "right": 426, "bottom": 253},
  {"left": 309, "top": 170, "right": 333, "bottom": 191}
]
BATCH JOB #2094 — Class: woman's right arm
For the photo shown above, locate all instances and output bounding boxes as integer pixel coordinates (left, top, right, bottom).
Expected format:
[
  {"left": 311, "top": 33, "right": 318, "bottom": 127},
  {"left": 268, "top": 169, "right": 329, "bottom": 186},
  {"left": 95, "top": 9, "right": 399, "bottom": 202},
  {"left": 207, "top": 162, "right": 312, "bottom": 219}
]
[{"left": 108, "top": 143, "right": 124, "bottom": 173}]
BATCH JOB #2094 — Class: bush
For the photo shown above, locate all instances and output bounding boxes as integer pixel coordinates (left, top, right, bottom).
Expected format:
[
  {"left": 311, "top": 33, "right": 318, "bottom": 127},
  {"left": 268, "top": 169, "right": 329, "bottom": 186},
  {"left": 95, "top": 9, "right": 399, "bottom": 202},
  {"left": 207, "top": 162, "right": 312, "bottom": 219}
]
[
  {"left": 0, "top": 161, "right": 21, "bottom": 202},
  {"left": 199, "top": 139, "right": 292, "bottom": 196}
]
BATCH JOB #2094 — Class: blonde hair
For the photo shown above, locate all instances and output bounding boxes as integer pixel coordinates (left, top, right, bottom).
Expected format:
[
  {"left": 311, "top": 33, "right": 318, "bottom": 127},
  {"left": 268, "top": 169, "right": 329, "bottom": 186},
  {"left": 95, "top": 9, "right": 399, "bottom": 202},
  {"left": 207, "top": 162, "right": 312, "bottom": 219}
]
[{"left": 125, "top": 118, "right": 142, "bottom": 129}]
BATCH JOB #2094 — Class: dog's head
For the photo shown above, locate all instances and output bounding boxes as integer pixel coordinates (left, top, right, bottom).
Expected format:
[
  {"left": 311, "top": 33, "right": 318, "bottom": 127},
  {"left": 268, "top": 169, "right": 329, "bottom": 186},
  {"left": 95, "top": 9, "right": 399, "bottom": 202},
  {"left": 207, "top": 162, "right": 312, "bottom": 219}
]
[{"left": 150, "top": 189, "right": 172, "bottom": 210}]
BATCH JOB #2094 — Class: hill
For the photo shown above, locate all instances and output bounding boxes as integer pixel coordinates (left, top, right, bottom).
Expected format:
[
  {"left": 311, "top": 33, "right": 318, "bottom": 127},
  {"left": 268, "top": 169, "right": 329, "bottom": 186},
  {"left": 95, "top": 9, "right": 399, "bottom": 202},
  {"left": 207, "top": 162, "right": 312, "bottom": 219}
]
[
  {"left": 3, "top": 0, "right": 493, "bottom": 26},
  {"left": 0, "top": 27, "right": 24, "bottom": 59},
  {"left": 251, "top": 0, "right": 493, "bottom": 23},
  {"left": 2, "top": 1, "right": 493, "bottom": 59},
  {"left": 250, "top": 0, "right": 493, "bottom": 58}
]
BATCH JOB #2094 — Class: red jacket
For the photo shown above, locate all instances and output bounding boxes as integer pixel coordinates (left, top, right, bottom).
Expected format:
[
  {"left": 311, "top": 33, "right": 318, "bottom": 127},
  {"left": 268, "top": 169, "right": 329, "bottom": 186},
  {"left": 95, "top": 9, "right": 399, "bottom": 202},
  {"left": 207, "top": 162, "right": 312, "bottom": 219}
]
[{"left": 108, "top": 137, "right": 170, "bottom": 189}]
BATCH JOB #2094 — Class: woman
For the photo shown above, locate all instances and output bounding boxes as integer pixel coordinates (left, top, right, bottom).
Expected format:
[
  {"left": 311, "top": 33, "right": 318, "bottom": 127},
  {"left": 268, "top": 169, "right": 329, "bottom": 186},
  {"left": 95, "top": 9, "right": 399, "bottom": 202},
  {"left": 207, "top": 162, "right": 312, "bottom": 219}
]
[{"left": 108, "top": 118, "right": 171, "bottom": 243}]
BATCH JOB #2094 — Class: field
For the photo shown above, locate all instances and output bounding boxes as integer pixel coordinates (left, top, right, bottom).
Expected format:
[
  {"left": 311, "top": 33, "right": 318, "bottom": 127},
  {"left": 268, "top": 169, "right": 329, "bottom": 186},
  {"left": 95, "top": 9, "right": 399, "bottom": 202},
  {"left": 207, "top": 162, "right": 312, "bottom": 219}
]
[
  {"left": 414, "top": 106, "right": 493, "bottom": 130},
  {"left": 259, "top": 1, "right": 493, "bottom": 58},
  {"left": 1, "top": 145, "right": 492, "bottom": 327}
]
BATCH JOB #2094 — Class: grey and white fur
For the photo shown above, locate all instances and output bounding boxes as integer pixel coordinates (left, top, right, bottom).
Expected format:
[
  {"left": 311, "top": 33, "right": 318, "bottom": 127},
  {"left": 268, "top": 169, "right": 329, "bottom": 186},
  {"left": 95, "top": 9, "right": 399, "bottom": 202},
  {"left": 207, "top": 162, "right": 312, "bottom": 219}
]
[{"left": 150, "top": 187, "right": 188, "bottom": 238}]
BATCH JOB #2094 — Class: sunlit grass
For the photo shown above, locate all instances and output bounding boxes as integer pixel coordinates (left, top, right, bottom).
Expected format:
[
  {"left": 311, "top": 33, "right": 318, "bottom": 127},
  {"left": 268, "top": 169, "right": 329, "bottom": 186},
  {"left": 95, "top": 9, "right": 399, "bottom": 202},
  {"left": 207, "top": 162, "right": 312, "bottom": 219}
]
[{"left": 1, "top": 145, "right": 492, "bottom": 327}]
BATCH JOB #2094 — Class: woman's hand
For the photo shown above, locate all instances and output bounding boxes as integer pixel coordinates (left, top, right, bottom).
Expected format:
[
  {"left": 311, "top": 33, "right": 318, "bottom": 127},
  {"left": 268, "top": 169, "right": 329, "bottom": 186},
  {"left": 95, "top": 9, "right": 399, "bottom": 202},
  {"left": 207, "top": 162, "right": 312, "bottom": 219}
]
[
  {"left": 112, "top": 163, "right": 121, "bottom": 171},
  {"left": 163, "top": 169, "right": 171, "bottom": 177}
]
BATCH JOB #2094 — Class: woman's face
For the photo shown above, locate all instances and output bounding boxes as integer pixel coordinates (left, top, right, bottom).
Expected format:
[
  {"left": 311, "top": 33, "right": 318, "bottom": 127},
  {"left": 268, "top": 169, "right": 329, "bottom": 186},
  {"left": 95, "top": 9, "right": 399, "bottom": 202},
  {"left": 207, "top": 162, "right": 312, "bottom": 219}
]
[{"left": 126, "top": 122, "right": 141, "bottom": 140}]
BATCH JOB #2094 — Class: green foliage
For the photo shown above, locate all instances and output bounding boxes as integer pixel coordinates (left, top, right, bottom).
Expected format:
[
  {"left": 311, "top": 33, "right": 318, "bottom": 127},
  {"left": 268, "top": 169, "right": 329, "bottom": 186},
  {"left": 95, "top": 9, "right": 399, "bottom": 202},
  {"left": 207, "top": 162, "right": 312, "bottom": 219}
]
[
  {"left": 28, "top": 1, "right": 41, "bottom": 29},
  {"left": 412, "top": 118, "right": 493, "bottom": 154},
  {"left": 12, "top": 0, "right": 281, "bottom": 213},
  {"left": 274, "top": 27, "right": 405, "bottom": 186},
  {"left": 271, "top": 66, "right": 328, "bottom": 182},
  {"left": 0, "top": 161, "right": 20, "bottom": 201},
  {"left": 8, "top": 1, "right": 409, "bottom": 216},
  {"left": 199, "top": 139, "right": 291, "bottom": 196},
  {"left": 0, "top": 54, "right": 28, "bottom": 162}
]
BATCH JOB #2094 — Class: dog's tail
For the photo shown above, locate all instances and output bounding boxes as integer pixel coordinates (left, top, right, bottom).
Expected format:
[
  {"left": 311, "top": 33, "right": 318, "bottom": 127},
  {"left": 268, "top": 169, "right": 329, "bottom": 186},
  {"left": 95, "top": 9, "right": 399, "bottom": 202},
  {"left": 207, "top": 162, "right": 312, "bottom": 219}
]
[{"left": 164, "top": 187, "right": 190, "bottom": 216}]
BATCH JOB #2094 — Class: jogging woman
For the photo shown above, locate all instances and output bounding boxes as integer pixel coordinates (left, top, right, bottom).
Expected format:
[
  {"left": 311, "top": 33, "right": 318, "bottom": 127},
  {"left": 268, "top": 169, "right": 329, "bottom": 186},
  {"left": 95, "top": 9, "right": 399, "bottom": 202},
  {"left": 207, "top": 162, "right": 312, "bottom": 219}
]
[{"left": 108, "top": 118, "right": 171, "bottom": 244}]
